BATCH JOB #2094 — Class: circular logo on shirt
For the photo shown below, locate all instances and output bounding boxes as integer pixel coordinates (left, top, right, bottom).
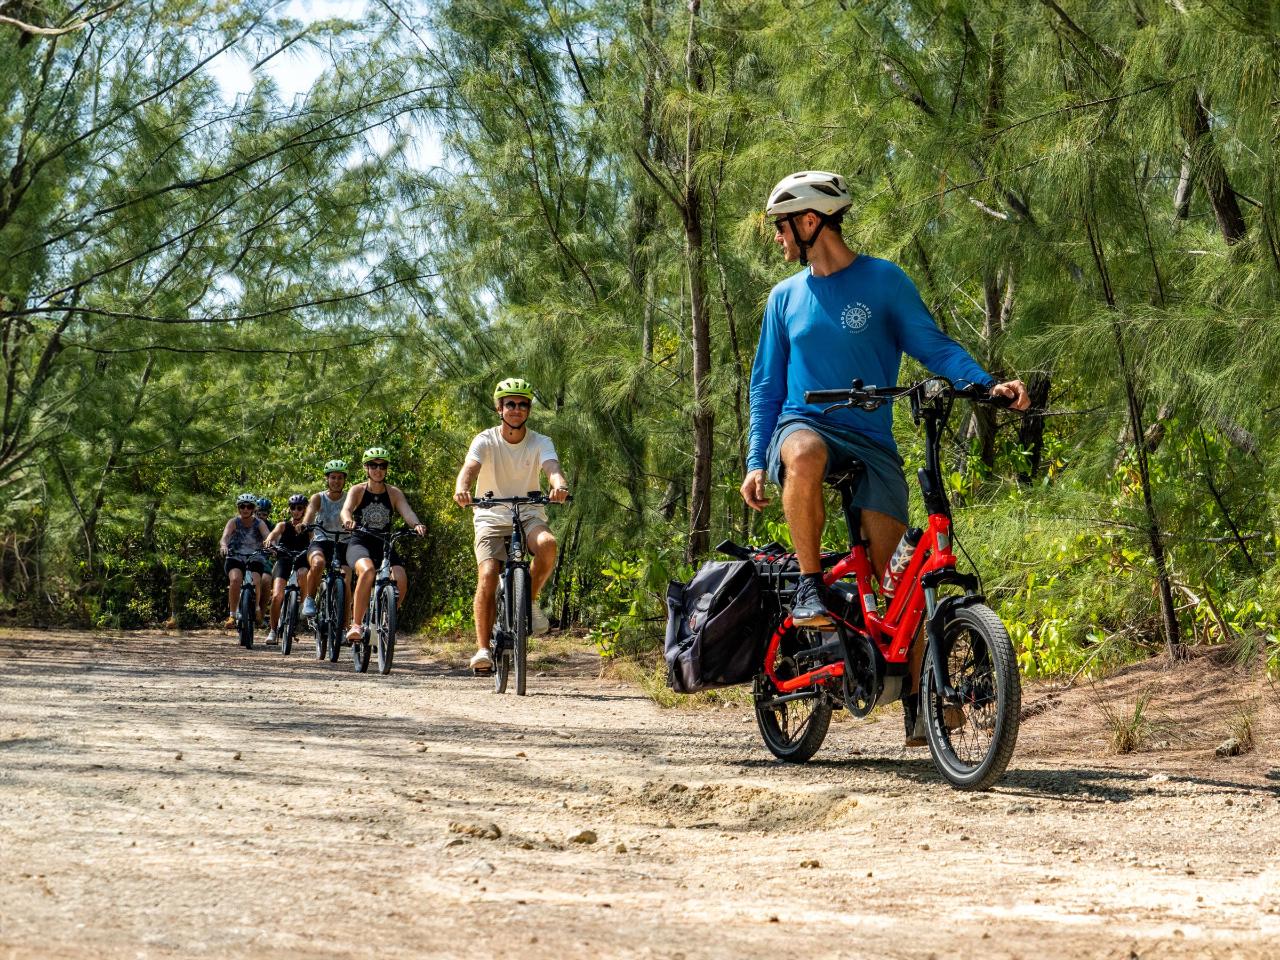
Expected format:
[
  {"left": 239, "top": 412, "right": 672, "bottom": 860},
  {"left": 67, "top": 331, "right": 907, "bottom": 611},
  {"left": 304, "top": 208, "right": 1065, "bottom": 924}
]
[
  {"left": 841, "top": 301, "right": 871, "bottom": 333},
  {"left": 362, "top": 502, "right": 392, "bottom": 531}
]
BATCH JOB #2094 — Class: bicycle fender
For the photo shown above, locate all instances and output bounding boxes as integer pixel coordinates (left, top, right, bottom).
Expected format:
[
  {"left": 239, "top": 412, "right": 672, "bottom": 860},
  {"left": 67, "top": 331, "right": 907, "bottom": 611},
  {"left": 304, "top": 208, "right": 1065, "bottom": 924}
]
[{"left": 924, "top": 593, "right": 987, "bottom": 702}]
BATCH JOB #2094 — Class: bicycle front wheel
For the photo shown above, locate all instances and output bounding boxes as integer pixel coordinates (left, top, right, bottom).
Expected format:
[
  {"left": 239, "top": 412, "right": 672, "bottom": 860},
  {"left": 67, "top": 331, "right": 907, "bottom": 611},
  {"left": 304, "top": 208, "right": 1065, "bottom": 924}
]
[
  {"left": 238, "top": 579, "right": 255, "bottom": 649},
  {"left": 512, "top": 568, "right": 531, "bottom": 696},
  {"left": 352, "top": 614, "right": 370, "bottom": 673},
  {"left": 921, "top": 603, "right": 1021, "bottom": 791},
  {"left": 281, "top": 591, "right": 297, "bottom": 656},
  {"left": 376, "top": 585, "right": 397, "bottom": 675},
  {"left": 314, "top": 584, "right": 327, "bottom": 660},
  {"left": 326, "top": 577, "right": 344, "bottom": 663},
  {"left": 493, "top": 582, "right": 509, "bottom": 695}
]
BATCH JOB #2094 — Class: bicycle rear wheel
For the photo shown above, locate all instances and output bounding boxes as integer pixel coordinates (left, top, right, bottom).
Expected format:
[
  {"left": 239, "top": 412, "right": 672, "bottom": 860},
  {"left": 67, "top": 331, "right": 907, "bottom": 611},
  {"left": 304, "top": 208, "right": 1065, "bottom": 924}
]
[
  {"left": 375, "top": 585, "right": 397, "bottom": 675},
  {"left": 753, "top": 629, "right": 832, "bottom": 763},
  {"left": 281, "top": 591, "right": 298, "bottom": 656},
  {"left": 238, "top": 577, "right": 255, "bottom": 649},
  {"left": 511, "top": 568, "right": 530, "bottom": 696},
  {"left": 326, "top": 577, "right": 344, "bottom": 663},
  {"left": 921, "top": 603, "right": 1021, "bottom": 791}
]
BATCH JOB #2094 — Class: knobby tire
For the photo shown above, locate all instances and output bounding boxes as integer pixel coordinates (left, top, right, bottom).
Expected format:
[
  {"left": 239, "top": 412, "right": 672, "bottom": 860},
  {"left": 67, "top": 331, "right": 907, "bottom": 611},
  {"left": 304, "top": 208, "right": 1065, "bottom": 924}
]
[
  {"left": 512, "top": 568, "right": 531, "bottom": 696},
  {"left": 326, "top": 577, "right": 344, "bottom": 663},
  {"left": 921, "top": 603, "right": 1021, "bottom": 790},
  {"left": 493, "top": 580, "right": 509, "bottom": 695},
  {"left": 376, "top": 584, "right": 397, "bottom": 675}
]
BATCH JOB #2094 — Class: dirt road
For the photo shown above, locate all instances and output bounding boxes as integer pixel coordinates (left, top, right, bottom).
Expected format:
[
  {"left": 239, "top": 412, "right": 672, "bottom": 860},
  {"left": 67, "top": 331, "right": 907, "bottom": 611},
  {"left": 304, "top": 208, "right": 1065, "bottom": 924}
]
[{"left": 1, "top": 628, "right": 1277, "bottom": 959}]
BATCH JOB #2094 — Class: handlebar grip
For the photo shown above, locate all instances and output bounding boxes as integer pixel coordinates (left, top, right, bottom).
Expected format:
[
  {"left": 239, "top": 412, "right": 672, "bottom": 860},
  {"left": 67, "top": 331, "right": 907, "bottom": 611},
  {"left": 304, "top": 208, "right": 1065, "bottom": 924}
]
[{"left": 804, "top": 389, "right": 857, "bottom": 403}]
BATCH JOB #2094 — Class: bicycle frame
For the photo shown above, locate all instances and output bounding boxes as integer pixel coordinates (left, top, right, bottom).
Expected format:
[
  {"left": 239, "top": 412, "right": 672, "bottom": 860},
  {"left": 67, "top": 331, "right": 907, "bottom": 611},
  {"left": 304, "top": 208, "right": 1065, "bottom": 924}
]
[{"left": 761, "top": 381, "right": 995, "bottom": 702}]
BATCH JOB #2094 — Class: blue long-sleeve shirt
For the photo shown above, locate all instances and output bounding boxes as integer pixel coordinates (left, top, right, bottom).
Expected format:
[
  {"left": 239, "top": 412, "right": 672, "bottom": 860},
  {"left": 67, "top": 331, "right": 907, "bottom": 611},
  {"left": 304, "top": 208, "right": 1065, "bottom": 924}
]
[{"left": 746, "top": 255, "right": 995, "bottom": 470}]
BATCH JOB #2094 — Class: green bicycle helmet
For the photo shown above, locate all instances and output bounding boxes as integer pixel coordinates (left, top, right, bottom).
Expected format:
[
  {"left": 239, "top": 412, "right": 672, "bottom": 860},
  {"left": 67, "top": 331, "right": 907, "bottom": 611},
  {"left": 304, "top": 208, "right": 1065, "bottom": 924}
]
[
  {"left": 323, "top": 458, "right": 348, "bottom": 475},
  {"left": 362, "top": 447, "right": 390, "bottom": 464},
  {"left": 493, "top": 377, "right": 534, "bottom": 405}
]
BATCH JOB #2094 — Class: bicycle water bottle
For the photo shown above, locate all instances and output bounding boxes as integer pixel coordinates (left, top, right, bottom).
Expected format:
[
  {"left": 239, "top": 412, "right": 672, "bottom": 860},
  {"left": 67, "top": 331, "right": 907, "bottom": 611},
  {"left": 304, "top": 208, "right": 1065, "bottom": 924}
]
[{"left": 880, "top": 527, "right": 923, "bottom": 599}]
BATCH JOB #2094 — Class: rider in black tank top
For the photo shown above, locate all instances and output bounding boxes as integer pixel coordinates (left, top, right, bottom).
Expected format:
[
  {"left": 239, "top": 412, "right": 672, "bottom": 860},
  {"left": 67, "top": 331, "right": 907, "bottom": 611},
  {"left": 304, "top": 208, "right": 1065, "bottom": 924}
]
[{"left": 352, "top": 486, "right": 394, "bottom": 552}]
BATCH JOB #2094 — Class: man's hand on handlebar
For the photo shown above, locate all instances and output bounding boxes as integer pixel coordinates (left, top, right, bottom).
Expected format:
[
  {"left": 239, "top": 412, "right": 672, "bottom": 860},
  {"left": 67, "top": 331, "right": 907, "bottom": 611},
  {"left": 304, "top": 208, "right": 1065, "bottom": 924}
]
[
  {"left": 413, "top": 523, "right": 426, "bottom": 537},
  {"left": 990, "top": 379, "right": 1031, "bottom": 411},
  {"left": 453, "top": 490, "right": 473, "bottom": 508},
  {"left": 740, "top": 469, "right": 770, "bottom": 511},
  {"left": 548, "top": 485, "right": 569, "bottom": 504}
]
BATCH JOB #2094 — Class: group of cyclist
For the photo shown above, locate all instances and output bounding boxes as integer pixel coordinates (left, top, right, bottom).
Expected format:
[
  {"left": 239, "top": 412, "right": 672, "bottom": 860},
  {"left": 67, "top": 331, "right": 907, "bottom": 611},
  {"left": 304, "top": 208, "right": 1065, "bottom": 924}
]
[
  {"left": 218, "top": 378, "right": 566, "bottom": 670},
  {"left": 216, "top": 169, "right": 1031, "bottom": 737},
  {"left": 218, "top": 447, "right": 426, "bottom": 648}
]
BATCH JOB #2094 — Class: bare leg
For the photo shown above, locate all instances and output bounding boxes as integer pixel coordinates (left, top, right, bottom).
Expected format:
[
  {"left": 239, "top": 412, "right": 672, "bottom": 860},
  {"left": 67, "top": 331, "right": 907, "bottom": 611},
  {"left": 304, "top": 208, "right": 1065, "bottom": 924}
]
[
  {"left": 528, "top": 528, "right": 558, "bottom": 601},
  {"left": 780, "top": 430, "right": 829, "bottom": 574},
  {"left": 391, "top": 566, "right": 408, "bottom": 608},
  {"left": 270, "top": 577, "right": 285, "bottom": 630},
  {"left": 227, "top": 568, "right": 243, "bottom": 618},
  {"left": 348, "top": 559, "right": 375, "bottom": 637},
  {"left": 474, "top": 560, "right": 500, "bottom": 652},
  {"left": 304, "top": 552, "right": 325, "bottom": 602}
]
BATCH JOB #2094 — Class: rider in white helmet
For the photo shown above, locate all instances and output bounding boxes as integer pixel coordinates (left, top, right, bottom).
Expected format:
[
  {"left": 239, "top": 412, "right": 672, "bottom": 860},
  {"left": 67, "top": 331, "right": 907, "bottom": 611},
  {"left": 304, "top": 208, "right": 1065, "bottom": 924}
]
[{"left": 743, "top": 170, "right": 1031, "bottom": 747}]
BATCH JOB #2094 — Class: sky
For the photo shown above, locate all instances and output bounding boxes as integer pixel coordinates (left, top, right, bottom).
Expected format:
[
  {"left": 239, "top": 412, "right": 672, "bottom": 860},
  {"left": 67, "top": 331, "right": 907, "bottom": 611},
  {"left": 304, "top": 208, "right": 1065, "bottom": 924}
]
[{"left": 205, "top": 0, "right": 443, "bottom": 169}]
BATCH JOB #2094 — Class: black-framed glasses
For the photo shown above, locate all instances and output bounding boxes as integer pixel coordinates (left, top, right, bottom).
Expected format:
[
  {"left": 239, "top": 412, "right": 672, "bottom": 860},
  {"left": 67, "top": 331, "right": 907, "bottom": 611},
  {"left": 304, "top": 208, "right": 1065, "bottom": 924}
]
[
  {"left": 367, "top": 461, "right": 389, "bottom": 470},
  {"left": 238, "top": 504, "right": 255, "bottom": 510},
  {"left": 772, "top": 216, "right": 790, "bottom": 233},
  {"left": 503, "top": 400, "right": 531, "bottom": 410}
]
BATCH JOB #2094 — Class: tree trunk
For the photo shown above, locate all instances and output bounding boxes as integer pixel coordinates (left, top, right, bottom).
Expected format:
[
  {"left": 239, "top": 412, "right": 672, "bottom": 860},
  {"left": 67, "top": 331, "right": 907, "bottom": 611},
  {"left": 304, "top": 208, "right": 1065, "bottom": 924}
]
[
  {"left": 1173, "top": 149, "right": 1194, "bottom": 219},
  {"left": 1180, "top": 91, "right": 1246, "bottom": 244},
  {"left": 1085, "top": 213, "right": 1182, "bottom": 657},
  {"left": 1016, "top": 372, "right": 1052, "bottom": 482},
  {"left": 683, "top": 0, "right": 712, "bottom": 561}
]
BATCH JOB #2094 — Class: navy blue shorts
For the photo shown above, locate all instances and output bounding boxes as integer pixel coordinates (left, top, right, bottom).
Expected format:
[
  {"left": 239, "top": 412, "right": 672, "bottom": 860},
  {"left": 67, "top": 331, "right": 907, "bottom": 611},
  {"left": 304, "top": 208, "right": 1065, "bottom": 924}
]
[{"left": 765, "top": 416, "right": 910, "bottom": 524}]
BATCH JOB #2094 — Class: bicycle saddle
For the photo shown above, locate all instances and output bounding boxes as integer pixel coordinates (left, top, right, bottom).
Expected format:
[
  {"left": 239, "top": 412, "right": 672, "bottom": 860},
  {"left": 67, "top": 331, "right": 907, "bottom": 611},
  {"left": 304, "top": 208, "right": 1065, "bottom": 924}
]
[{"left": 824, "top": 462, "right": 865, "bottom": 490}]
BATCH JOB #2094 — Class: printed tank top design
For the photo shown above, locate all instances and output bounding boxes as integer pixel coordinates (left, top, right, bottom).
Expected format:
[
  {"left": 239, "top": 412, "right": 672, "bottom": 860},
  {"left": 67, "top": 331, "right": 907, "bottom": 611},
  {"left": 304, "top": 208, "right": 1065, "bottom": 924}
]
[
  {"left": 227, "top": 517, "right": 266, "bottom": 557},
  {"left": 353, "top": 487, "right": 393, "bottom": 545}
]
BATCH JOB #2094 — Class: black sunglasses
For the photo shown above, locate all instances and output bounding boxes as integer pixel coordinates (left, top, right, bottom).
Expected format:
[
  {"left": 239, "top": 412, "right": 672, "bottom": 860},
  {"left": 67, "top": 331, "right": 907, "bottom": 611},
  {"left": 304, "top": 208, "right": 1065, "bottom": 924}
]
[
  {"left": 367, "top": 461, "right": 389, "bottom": 469},
  {"left": 238, "top": 504, "right": 254, "bottom": 510},
  {"left": 503, "top": 400, "right": 532, "bottom": 410}
]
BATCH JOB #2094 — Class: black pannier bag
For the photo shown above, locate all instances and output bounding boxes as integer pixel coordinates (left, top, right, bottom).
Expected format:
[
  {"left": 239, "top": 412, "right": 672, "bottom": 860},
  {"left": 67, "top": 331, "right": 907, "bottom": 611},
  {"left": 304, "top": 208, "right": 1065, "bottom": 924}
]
[{"left": 664, "top": 560, "right": 767, "bottom": 693}]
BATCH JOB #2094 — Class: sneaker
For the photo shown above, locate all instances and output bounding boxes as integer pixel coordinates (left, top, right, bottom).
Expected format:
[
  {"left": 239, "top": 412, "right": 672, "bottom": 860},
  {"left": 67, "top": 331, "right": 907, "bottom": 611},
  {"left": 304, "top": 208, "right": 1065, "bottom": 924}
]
[
  {"left": 531, "top": 604, "right": 550, "bottom": 635},
  {"left": 470, "top": 648, "right": 494, "bottom": 674},
  {"left": 301, "top": 597, "right": 317, "bottom": 618},
  {"left": 345, "top": 624, "right": 363, "bottom": 643},
  {"left": 790, "top": 576, "right": 832, "bottom": 628},
  {"left": 223, "top": 616, "right": 237, "bottom": 630},
  {"left": 903, "top": 694, "right": 927, "bottom": 748},
  {"left": 265, "top": 628, "right": 277, "bottom": 646}
]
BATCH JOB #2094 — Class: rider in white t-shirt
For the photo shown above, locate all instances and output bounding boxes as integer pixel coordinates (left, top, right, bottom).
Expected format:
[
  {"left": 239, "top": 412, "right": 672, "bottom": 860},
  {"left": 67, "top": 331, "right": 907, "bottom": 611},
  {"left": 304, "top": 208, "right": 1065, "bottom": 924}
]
[{"left": 453, "top": 377, "right": 569, "bottom": 674}]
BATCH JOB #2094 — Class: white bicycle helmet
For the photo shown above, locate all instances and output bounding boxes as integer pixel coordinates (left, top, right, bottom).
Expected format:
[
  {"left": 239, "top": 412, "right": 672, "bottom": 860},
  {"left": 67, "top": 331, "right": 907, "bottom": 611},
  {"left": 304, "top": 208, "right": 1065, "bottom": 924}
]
[{"left": 765, "top": 171, "right": 852, "bottom": 217}]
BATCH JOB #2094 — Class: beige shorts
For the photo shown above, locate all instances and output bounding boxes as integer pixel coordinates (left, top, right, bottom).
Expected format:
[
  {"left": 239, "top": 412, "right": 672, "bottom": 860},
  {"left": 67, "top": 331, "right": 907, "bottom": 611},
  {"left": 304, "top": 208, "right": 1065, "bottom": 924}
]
[{"left": 474, "top": 519, "right": 552, "bottom": 565}]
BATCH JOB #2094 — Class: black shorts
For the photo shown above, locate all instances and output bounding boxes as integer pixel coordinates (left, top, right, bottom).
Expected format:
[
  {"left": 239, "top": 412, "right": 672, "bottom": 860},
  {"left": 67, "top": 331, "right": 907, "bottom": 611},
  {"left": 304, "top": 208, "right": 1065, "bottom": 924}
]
[
  {"left": 225, "top": 556, "right": 267, "bottom": 576},
  {"left": 272, "top": 555, "right": 309, "bottom": 580},
  {"left": 308, "top": 539, "right": 349, "bottom": 569}
]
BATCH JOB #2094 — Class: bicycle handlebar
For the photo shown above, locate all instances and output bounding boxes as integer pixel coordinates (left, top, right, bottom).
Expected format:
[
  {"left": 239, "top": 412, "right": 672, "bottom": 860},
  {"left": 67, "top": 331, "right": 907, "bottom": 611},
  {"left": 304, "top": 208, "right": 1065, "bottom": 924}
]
[
  {"left": 468, "top": 491, "right": 574, "bottom": 508},
  {"left": 803, "top": 378, "right": 1015, "bottom": 411},
  {"left": 350, "top": 525, "right": 423, "bottom": 543}
]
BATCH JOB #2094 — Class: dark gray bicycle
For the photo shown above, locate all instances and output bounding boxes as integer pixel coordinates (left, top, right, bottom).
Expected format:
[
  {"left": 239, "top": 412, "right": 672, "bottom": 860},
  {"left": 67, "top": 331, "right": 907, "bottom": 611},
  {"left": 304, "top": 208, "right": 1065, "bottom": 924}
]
[{"left": 469, "top": 492, "right": 570, "bottom": 696}]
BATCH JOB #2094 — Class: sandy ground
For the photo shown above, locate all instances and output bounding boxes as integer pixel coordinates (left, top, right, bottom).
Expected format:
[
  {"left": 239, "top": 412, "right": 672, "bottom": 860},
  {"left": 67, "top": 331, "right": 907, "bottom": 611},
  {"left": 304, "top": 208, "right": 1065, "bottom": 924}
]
[{"left": 1, "top": 627, "right": 1277, "bottom": 959}]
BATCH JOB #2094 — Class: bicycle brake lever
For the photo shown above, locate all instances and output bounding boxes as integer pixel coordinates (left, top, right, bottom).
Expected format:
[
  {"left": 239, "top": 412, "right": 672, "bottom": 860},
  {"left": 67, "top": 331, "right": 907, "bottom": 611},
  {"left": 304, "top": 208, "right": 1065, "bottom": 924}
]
[{"left": 821, "top": 400, "right": 854, "bottom": 415}]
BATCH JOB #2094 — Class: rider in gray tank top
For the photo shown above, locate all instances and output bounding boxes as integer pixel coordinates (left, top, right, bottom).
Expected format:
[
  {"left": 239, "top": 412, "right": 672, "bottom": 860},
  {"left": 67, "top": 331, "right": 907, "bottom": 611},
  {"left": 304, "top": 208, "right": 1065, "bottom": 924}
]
[
  {"left": 227, "top": 516, "right": 267, "bottom": 556},
  {"left": 313, "top": 492, "right": 350, "bottom": 543}
]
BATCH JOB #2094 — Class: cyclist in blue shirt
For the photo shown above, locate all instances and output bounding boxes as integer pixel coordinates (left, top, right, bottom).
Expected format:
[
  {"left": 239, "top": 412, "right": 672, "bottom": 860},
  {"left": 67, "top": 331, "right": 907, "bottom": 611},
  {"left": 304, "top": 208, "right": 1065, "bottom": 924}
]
[{"left": 740, "top": 171, "right": 1030, "bottom": 744}]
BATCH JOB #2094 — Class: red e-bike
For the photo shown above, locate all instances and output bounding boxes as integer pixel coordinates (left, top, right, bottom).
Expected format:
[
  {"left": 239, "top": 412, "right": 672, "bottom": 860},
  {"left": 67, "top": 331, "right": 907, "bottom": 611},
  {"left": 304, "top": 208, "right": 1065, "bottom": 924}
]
[{"left": 722, "top": 378, "right": 1021, "bottom": 790}]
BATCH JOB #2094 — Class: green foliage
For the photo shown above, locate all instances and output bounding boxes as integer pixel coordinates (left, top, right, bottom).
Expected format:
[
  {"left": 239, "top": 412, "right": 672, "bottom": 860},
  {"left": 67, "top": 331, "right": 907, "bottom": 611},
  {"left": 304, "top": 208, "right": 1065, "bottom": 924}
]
[{"left": 2, "top": 0, "right": 1277, "bottom": 679}]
